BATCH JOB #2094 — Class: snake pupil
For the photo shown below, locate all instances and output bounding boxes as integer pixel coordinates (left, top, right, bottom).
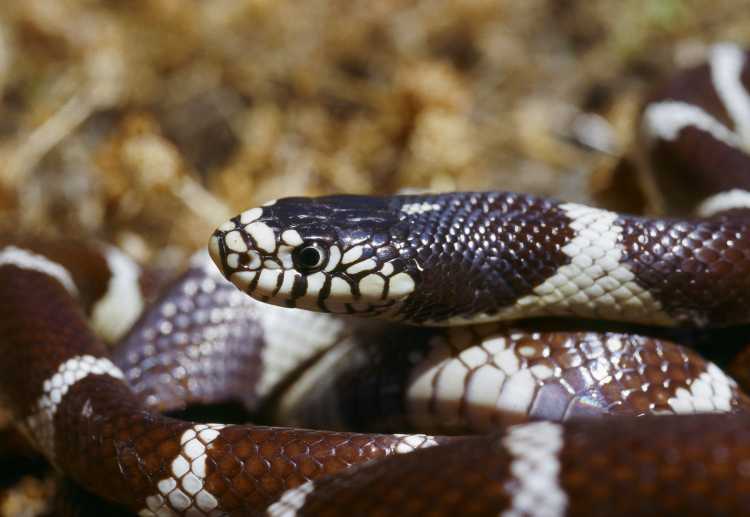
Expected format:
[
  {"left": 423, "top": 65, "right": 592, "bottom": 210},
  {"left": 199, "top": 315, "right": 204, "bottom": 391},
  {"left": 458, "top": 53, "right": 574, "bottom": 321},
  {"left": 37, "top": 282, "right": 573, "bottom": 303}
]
[{"left": 295, "top": 243, "right": 327, "bottom": 272}]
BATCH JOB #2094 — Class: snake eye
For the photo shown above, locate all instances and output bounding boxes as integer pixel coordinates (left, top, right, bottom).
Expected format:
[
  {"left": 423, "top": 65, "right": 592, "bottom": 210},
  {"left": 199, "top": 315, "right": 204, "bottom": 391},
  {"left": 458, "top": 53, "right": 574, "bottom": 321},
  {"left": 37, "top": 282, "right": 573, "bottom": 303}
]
[{"left": 293, "top": 243, "right": 328, "bottom": 273}]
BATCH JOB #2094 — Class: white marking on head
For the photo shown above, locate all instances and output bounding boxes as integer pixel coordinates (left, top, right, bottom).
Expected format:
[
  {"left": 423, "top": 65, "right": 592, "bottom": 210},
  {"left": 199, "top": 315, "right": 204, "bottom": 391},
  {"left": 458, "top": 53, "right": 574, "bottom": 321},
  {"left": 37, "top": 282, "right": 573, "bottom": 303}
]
[
  {"left": 697, "top": 189, "right": 750, "bottom": 217},
  {"left": 710, "top": 43, "right": 750, "bottom": 147},
  {"left": 341, "top": 246, "right": 364, "bottom": 265},
  {"left": 387, "top": 272, "right": 415, "bottom": 298},
  {"left": 224, "top": 230, "right": 248, "bottom": 253},
  {"left": 277, "top": 245, "right": 295, "bottom": 269},
  {"left": 246, "top": 250, "right": 262, "bottom": 270},
  {"left": 26, "top": 355, "right": 124, "bottom": 461},
  {"left": 266, "top": 480, "right": 316, "bottom": 517},
  {"left": 231, "top": 271, "right": 256, "bottom": 291},
  {"left": 642, "top": 101, "right": 740, "bottom": 147},
  {"left": 91, "top": 246, "right": 145, "bottom": 342},
  {"left": 305, "top": 271, "right": 326, "bottom": 297},
  {"left": 281, "top": 229, "right": 303, "bottom": 246},
  {"left": 141, "top": 423, "right": 226, "bottom": 516},
  {"left": 358, "top": 273, "right": 386, "bottom": 298},
  {"left": 329, "top": 277, "right": 352, "bottom": 297},
  {"left": 278, "top": 270, "right": 297, "bottom": 295},
  {"left": 381, "top": 262, "right": 395, "bottom": 276},
  {"left": 0, "top": 246, "right": 77, "bottom": 295},
  {"left": 667, "top": 362, "right": 736, "bottom": 414},
  {"left": 245, "top": 221, "right": 277, "bottom": 253},
  {"left": 345, "top": 257, "right": 375, "bottom": 277},
  {"left": 324, "top": 245, "right": 341, "bottom": 272},
  {"left": 501, "top": 421, "right": 567, "bottom": 517},
  {"left": 218, "top": 220, "right": 236, "bottom": 232},
  {"left": 257, "top": 269, "right": 281, "bottom": 292},
  {"left": 240, "top": 207, "right": 263, "bottom": 224}
]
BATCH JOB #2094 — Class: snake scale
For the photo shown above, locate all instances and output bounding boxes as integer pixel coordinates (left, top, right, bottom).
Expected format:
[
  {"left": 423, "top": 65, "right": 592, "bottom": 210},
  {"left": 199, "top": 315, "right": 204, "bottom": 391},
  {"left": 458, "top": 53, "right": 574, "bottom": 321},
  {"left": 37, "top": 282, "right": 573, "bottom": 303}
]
[{"left": 3, "top": 43, "right": 750, "bottom": 516}]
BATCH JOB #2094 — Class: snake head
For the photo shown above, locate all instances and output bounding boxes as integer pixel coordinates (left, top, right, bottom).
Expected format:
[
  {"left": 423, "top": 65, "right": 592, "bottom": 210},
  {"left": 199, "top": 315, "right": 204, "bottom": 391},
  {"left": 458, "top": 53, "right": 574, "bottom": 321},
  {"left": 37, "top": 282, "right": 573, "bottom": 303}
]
[{"left": 209, "top": 195, "right": 418, "bottom": 316}]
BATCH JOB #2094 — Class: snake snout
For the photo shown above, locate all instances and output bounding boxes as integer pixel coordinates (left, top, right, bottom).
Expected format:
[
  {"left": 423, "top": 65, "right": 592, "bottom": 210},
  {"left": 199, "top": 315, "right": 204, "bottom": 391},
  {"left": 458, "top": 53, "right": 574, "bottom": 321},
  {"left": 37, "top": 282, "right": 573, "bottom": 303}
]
[
  {"left": 210, "top": 208, "right": 292, "bottom": 300},
  {"left": 208, "top": 230, "right": 225, "bottom": 274}
]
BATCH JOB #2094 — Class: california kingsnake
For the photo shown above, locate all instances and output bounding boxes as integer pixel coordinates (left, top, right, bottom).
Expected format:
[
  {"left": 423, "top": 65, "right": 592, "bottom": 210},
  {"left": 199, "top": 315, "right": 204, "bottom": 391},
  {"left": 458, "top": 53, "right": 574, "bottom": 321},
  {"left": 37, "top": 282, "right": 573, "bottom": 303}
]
[{"left": 3, "top": 43, "right": 750, "bottom": 516}]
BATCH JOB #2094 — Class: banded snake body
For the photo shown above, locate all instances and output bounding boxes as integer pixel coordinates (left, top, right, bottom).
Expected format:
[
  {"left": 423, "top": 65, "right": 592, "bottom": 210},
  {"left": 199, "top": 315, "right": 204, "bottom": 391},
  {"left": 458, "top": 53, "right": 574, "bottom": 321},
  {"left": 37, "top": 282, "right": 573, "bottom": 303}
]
[{"left": 4, "top": 43, "right": 750, "bottom": 516}]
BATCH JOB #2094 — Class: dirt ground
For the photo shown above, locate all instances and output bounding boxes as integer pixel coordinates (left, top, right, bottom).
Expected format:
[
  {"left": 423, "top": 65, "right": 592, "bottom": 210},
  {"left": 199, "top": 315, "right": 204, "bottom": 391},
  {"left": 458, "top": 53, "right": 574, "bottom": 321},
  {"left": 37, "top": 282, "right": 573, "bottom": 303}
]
[{"left": 1, "top": 0, "right": 750, "bottom": 514}]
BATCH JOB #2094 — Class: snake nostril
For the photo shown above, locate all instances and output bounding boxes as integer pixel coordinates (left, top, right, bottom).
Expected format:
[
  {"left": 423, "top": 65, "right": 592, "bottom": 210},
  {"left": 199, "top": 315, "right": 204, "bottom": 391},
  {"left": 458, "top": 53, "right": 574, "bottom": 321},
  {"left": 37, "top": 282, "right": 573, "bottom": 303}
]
[{"left": 237, "top": 254, "right": 251, "bottom": 267}]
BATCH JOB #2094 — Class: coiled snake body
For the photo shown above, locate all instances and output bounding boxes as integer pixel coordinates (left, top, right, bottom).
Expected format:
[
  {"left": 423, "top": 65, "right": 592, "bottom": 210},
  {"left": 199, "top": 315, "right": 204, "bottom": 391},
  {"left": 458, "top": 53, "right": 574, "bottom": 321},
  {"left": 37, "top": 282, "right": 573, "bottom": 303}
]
[{"left": 3, "top": 44, "right": 750, "bottom": 516}]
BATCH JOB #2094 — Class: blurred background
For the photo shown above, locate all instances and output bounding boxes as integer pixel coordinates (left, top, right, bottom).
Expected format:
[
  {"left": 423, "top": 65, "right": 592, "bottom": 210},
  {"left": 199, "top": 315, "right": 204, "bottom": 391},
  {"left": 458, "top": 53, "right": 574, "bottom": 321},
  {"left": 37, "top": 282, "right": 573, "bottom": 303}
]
[{"left": 1, "top": 0, "right": 750, "bottom": 514}]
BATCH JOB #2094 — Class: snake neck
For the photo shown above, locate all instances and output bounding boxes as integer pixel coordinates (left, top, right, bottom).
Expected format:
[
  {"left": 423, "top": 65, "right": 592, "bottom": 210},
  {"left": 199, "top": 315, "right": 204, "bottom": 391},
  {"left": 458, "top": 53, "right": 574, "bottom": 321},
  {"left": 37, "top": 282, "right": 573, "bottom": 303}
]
[
  {"left": 393, "top": 192, "right": 750, "bottom": 327},
  {"left": 391, "top": 192, "right": 570, "bottom": 324}
]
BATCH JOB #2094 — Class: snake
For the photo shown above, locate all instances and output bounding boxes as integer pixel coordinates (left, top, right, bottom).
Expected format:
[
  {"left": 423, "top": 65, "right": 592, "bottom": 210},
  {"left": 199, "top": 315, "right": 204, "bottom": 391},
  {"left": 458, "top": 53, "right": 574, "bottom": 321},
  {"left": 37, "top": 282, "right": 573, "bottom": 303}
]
[{"left": 3, "top": 42, "right": 750, "bottom": 516}]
